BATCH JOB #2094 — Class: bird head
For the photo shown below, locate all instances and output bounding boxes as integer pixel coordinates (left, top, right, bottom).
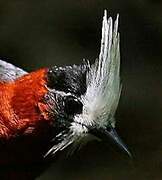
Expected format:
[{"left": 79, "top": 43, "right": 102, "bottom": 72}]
[{"left": 44, "top": 11, "right": 131, "bottom": 157}]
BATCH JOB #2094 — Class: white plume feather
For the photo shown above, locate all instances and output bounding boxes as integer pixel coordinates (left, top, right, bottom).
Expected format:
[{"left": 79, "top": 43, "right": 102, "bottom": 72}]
[
  {"left": 45, "top": 10, "right": 121, "bottom": 156},
  {"left": 81, "top": 10, "right": 121, "bottom": 127}
]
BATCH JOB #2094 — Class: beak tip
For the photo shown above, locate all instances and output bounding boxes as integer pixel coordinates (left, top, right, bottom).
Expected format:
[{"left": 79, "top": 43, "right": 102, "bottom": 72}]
[
  {"left": 91, "top": 127, "right": 132, "bottom": 158},
  {"left": 123, "top": 146, "right": 132, "bottom": 159},
  {"left": 108, "top": 128, "right": 132, "bottom": 158}
]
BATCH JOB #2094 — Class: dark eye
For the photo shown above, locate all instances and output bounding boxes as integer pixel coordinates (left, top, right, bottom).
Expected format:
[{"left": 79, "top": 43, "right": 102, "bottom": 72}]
[{"left": 64, "top": 96, "right": 83, "bottom": 116}]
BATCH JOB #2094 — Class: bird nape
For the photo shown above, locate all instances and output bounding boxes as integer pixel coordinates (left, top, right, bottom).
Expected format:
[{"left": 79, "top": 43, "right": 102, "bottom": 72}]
[{"left": 0, "top": 10, "right": 131, "bottom": 180}]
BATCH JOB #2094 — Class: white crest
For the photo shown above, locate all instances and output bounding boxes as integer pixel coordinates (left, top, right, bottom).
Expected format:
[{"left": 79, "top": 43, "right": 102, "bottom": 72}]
[
  {"left": 45, "top": 10, "right": 121, "bottom": 156},
  {"left": 77, "top": 10, "right": 121, "bottom": 129}
]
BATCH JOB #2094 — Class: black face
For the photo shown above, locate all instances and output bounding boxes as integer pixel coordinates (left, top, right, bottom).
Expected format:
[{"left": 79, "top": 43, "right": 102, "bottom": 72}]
[
  {"left": 47, "top": 62, "right": 89, "bottom": 96},
  {"left": 45, "top": 62, "right": 89, "bottom": 137},
  {"left": 64, "top": 95, "right": 83, "bottom": 116}
]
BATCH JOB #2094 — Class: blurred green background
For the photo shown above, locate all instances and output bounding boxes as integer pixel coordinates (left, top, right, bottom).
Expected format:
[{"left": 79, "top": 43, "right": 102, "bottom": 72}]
[{"left": 0, "top": 0, "right": 162, "bottom": 179}]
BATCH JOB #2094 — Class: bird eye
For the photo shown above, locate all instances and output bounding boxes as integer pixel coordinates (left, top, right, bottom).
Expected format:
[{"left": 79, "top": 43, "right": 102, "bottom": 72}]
[{"left": 64, "top": 96, "right": 83, "bottom": 116}]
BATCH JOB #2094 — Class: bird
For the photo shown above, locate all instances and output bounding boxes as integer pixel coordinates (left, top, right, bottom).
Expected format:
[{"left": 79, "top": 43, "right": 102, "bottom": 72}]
[{"left": 0, "top": 10, "right": 131, "bottom": 180}]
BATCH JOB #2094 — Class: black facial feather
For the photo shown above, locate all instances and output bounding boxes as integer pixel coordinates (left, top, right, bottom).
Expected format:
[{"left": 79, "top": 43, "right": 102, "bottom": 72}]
[
  {"left": 47, "top": 62, "right": 89, "bottom": 96},
  {"left": 64, "top": 95, "right": 83, "bottom": 116},
  {"left": 44, "top": 63, "right": 89, "bottom": 147}
]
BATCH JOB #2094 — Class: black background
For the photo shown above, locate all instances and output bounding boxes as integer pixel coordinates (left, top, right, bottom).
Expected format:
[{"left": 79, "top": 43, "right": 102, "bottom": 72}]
[{"left": 0, "top": 1, "right": 162, "bottom": 180}]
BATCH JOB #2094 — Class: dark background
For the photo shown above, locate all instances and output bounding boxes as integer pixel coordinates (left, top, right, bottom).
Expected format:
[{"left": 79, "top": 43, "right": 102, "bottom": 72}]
[{"left": 0, "top": 0, "right": 162, "bottom": 179}]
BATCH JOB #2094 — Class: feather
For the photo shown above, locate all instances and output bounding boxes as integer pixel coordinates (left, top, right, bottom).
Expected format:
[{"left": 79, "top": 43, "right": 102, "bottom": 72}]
[
  {"left": 81, "top": 10, "right": 121, "bottom": 127},
  {"left": 45, "top": 10, "right": 121, "bottom": 156},
  {"left": 0, "top": 60, "right": 27, "bottom": 82}
]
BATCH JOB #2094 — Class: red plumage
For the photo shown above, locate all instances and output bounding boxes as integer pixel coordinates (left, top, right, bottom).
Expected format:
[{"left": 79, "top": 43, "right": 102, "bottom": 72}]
[
  {"left": 0, "top": 68, "right": 55, "bottom": 179},
  {"left": 0, "top": 68, "right": 51, "bottom": 138}
]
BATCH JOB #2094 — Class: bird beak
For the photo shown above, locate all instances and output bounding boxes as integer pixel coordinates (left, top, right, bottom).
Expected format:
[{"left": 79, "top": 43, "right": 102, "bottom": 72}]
[{"left": 89, "top": 126, "right": 132, "bottom": 158}]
